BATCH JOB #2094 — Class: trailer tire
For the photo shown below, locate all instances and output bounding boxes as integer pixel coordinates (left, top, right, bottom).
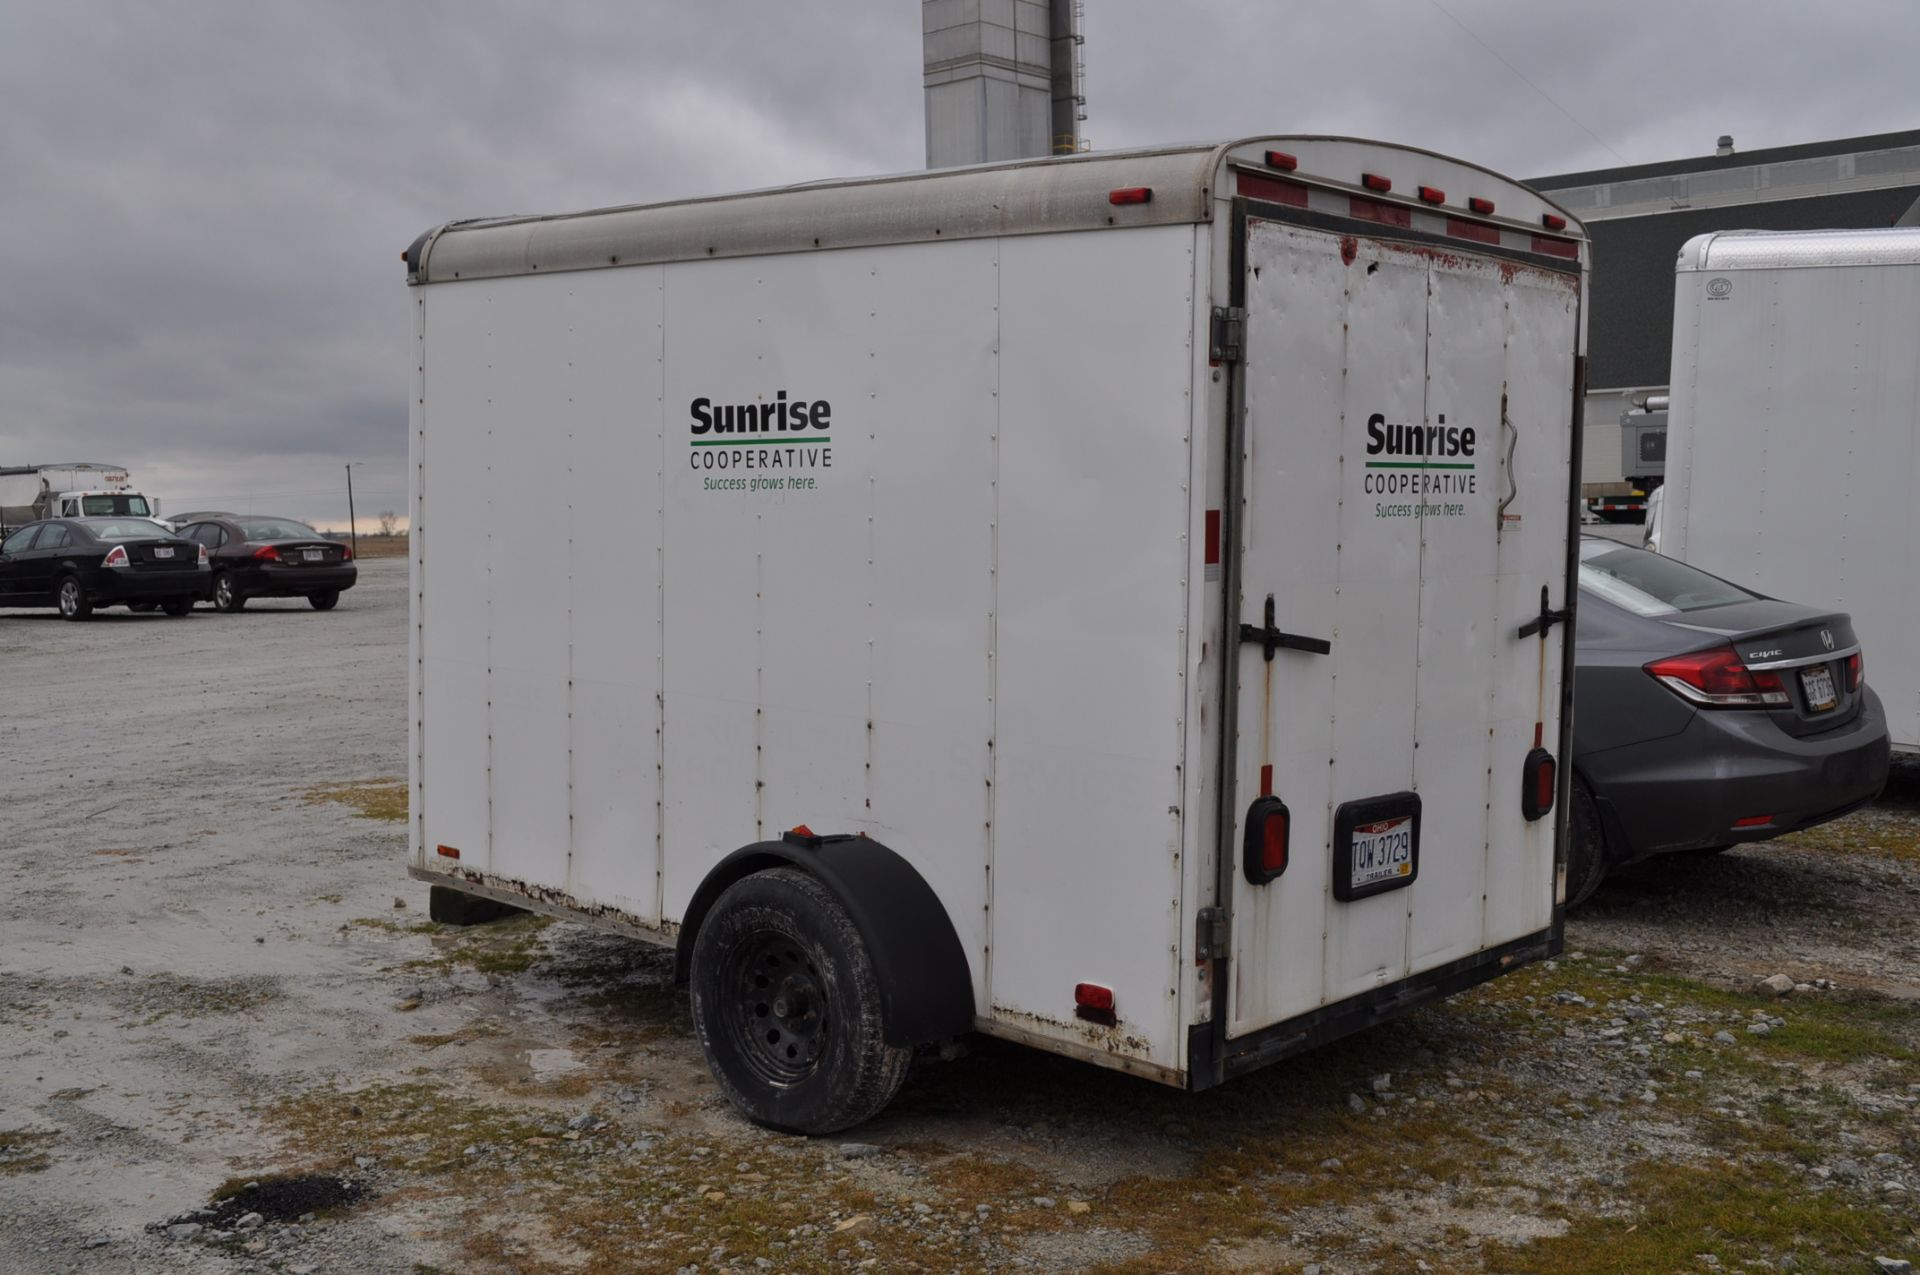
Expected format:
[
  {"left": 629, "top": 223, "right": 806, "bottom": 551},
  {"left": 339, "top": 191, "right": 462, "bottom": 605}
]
[
  {"left": 690, "top": 867, "right": 910, "bottom": 1135},
  {"left": 1566, "top": 777, "right": 1609, "bottom": 909},
  {"left": 309, "top": 590, "right": 340, "bottom": 611},
  {"left": 57, "top": 575, "right": 92, "bottom": 621},
  {"left": 428, "top": 885, "right": 527, "bottom": 926},
  {"left": 212, "top": 572, "right": 246, "bottom": 613}
]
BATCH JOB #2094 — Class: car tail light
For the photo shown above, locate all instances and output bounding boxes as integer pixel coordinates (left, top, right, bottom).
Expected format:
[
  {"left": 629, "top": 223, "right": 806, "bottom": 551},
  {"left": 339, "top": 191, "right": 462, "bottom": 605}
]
[
  {"left": 103, "top": 545, "right": 129, "bottom": 568},
  {"left": 1242, "top": 795, "right": 1291, "bottom": 884},
  {"left": 253, "top": 545, "right": 281, "bottom": 562},
  {"left": 1522, "top": 748, "right": 1556, "bottom": 822},
  {"left": 342, "top": 543, "right": 354, "bottom": 561},
  {"left": 1845, "top": 651, "right": 1863, "bottom": 692},
  {"left": 197, "top": 544, "right": 209, "bottom": 565},
  {"left": 1645, "top": 644, "right": 1790, "bottom": 708},
  {"left": 1074, "top": 982, "right": 1116, "bottom": 1026}
]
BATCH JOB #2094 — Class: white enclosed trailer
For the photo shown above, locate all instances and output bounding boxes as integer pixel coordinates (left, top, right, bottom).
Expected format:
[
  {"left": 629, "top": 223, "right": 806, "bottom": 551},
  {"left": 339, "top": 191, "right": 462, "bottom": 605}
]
[
  {"left": 406, "top": 138, "right": 1587, "bottom": 1132},
  {"left": 1662, "top": 228, "right": 1920, "bottom": 753}
]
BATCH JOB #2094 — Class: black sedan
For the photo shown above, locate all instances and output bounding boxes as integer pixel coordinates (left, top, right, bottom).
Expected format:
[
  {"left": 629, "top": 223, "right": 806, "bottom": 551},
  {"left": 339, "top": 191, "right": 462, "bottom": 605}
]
[
  {"left": 173, "top": 515, "right": 357, "bottom": 612},
  {"left": 0, "top": 518, "right": 209, "bottom": 619},
  {"left": 1568, "top": 537, "right": 1890, "bottom": 904}
]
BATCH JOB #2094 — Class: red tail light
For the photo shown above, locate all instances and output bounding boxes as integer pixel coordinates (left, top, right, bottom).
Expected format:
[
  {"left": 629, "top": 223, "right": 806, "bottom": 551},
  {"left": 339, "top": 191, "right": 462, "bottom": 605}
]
[
  {"left": 253, "top": 545, "right": 281, "bottom": 562},
  {"left": 435, "top": 843, "right": 460, "bottom": 859},
  {"left": 1845, "top": 651, "right": 1863, "bottom": 692},
  {"left": 342, "top": 543, "right": 354, "bottom": 561},
  {"left": 102, "top": 545, "right": 129, "bottom": 568},
  {"left": 1361, "top": 172, "right": 1392, "bottom": 192},
  {"left": 1107, "top": 187, "right": 1152, "bottom": 206},
  {"left": 197, "top": 544, "right": 209, "bottom": 565},
  {"left": 1417, "top": 185, "right": 1446, "bottom": 205},
  {"left": 1522, "top": 749, "right": 1556, "bottom": 821},
  {"left": 1074, "top": 982, "right": 1116, "bottom": 1026},
  {"left": 1468, "top": 196, "right": 1496, "bottom": 215},
  {"left": 1645, "top": 645, "right": 1789, "bottom": 708},
  {"left": 1541, "top": 212, "right": 1568, "bottom": 231},
  {"left": 1242, "top": 795, "right": 1291, "bottom": 884},
  {"left": 1264, "top": 150, "right": 1298, "bottom": 171}
]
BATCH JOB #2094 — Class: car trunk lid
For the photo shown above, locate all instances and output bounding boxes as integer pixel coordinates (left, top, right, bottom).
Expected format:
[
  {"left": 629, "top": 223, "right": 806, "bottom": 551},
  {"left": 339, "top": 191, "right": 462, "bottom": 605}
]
[{"left": 1670, "top": 603, "right": 1862, "bottom": 736}]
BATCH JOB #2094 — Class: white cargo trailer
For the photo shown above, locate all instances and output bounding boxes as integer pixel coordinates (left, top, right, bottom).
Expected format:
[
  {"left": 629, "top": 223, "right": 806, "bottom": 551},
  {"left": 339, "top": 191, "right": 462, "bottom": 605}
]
[
  {"left": 406, "top": 137, "right": 1588, "bottom": 1132},
  {"left": 1662, "top": 228, "right": 1920, "bottom": 753}
]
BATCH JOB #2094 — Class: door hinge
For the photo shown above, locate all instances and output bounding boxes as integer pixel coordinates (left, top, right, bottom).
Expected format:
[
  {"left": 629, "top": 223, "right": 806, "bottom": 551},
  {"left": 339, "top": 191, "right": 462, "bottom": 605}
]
[
  {"left": 1209, "top": 306, "right": 1245, "bottom": 364},
  {"left": 1196, "top": 906, "right": 1231, "bottom": 963}
]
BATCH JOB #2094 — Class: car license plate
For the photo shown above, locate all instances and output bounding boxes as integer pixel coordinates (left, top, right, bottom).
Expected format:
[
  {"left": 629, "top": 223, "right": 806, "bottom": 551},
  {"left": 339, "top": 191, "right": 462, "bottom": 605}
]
[
  {"left": 303, "top": 549, "right": 324, "bottom": 562},
  {"left": 1350, "top": 815, "right": 1415, "bottom": 890},
  {"left": 1801, "top": 664, "right": 1837, "bottom": 712},
  {"left": 154, "top": 546, "right": 173, "bottom": 558}
]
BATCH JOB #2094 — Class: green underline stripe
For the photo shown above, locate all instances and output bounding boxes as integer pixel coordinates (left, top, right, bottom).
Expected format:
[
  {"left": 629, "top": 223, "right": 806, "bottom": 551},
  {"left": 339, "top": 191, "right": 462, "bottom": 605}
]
[
  {"left": 691, "top": 437, "right": 832, "bottom": 447},
  {"left": 1365, "top": 461, "right": 1475, "bottom": 470}
]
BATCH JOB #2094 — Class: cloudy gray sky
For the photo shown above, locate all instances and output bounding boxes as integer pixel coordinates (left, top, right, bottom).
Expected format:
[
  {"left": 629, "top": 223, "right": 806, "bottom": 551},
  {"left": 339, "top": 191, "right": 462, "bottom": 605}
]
[{"left": 3, "top": 1, "right": 1915, "bottom": 529}]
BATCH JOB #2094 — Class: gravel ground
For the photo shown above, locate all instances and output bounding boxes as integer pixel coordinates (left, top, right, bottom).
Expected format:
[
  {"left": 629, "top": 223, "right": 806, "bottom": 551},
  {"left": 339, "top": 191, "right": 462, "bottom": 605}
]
[{"left": 3, "top": 558, "right": 1917, "bottom": 1274}]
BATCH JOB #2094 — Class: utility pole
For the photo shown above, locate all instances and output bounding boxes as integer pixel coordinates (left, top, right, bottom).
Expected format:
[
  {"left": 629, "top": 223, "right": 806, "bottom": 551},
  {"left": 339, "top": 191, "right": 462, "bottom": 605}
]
[{"left": 345, "top": 463, "right": 358, "bottom": 555}]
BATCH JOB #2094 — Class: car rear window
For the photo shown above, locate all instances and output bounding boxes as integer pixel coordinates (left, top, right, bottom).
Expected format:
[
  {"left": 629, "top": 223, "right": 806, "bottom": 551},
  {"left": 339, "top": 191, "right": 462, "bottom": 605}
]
[
  {"left": 240, "top": 519, "right": 320, "bottom": 540},
  {"left": 83, "top": 519, "right": 173, "bottom": 541},
  {"left": 1578, "top": 539, "right": 1757, "bottom": 616}
]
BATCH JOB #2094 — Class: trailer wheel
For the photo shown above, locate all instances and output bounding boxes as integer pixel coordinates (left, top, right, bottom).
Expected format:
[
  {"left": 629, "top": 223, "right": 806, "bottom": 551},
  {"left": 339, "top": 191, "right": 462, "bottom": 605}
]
[
  {"left": 212, "top": 572, "right": 246, "bottom": 612},
  {"left": 309, "top": 590, "right": 340, "bottom": 611},
  {"left": 1566, "top": 778, "right": 1609, "bottom": 908},
  {"left": 690, "top": 867, "right": 909, "bottom": 1135},
  {"left": 57, "top": 576, "right": 92, "bottom": 621},
  {"left": 428, "top": 885, "right": 527, "bottom": 926}
]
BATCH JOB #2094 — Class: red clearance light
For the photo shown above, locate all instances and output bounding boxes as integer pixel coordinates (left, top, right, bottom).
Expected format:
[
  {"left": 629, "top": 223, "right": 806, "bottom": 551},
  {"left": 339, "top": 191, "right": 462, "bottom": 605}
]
[
  {"left": 253, "top": 545, "right": 282, "bottom": 562},
  {"left": 1845, "top": 651, "right": 1863, "bottom": 692},
  {"left": 1417, "top": 185, "right": 1446, "bottom": 205},
  {"left": 1522, "top": 748, "right": 1556, "bottom": 822},
  {"left": 1731, "top": 815, "right": 1774, "bottom": 829},
  {"left": 1242, "top": 795, "right": 1291, "bottom": 883},
  {"left": 436, "top": 844, "right": 460, "bottom": 859},
  {"left": 1541, "top": 212, "right": 1568, "bottom": 231},
  {"left": 1108, "top": 186, "right": 1153, "bottom": 206},
  {"left": 1074, "top": 982, "right": 1117, "bottom": 1026},
  {"left": 1646, "top": 645, "right": 1790, "bottom": 708},
  {"left": 1468, "top": 196, "right": 1496, "bottom": 215},
  {"left": 1264, "top": 150, "right": 1298, "bottom": 171},
  {"left": 1361, "top": 172, "right": 1392, "bottom": 192}
]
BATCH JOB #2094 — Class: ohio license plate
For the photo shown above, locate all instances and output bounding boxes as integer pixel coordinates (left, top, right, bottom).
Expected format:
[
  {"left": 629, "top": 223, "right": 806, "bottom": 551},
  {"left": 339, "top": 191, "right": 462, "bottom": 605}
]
[
  {"left": 1801, "top": 664, "right": 1837, "bottom": 712},
  {"left": 154, "top": 546, "right": 173, "bottom": 558},
  {"left": 303, "top": 549, "right": 324, "bottom": 562},
  {"left": 1350, "top": 815, "right": 1415, "bottom": 889}
]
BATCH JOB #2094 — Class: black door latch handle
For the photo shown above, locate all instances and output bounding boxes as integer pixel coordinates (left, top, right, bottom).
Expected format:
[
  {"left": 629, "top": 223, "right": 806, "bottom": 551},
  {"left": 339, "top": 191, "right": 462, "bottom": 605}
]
[
  {"left": 1239, "top": 595, "right": 1332, "bottom": 660},
  {"left": 1516, "top": 584, "right": 1571, "bottom": 640}
]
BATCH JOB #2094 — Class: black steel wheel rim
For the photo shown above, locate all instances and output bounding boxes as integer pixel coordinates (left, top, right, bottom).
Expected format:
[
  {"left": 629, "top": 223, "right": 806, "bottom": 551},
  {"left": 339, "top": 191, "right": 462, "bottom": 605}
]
[{"left": 722, "top": 931, "right": 828, "bottom": 1088}]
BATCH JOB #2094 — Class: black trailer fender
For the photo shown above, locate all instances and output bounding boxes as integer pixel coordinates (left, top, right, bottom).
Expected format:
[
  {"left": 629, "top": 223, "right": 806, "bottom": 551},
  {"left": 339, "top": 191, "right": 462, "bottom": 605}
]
[{"left": 674, "top": 835, "right": 975, "bottom": 1047}]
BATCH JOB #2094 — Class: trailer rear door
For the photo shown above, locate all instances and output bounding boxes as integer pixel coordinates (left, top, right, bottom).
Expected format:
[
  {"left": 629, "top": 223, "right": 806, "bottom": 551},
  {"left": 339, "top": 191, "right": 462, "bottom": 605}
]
[{"left": 1224, "top": 216, "right": 1578, "bottom": 1040}]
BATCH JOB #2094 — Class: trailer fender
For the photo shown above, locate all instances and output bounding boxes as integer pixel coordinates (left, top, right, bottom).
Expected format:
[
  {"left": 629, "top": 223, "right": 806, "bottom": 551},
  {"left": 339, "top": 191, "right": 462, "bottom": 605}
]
[{"left": 674, "top": 836, "right": 974, "bottom": 1047}]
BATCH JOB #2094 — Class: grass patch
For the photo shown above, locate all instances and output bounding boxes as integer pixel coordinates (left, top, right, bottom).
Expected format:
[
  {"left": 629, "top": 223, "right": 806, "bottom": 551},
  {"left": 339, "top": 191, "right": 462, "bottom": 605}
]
[
  {"left": 1483, "top": 1157, "right": 1917, "bottom": 1273},
  {"left": 304, "top": 779, "right": 408, "bottom": 824},
  {"left": 1778, "top": 808, "right": 1920, "bottom": 863},
  {"left": 0, "top": 1129, "right": 58, "bottom": 1174}
]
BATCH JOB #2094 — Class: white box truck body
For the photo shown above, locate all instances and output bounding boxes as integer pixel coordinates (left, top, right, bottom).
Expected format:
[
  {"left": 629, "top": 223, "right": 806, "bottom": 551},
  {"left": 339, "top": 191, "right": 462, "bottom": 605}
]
[
  {"left": 0, "top": 462, "right": 162, "bottom": 533},
  {"left": 407, "top": 138, "right": 1587, "bottom": 1131},
  {"left": 1662, "top": 228, "right": 1920, "bottom": 753}
]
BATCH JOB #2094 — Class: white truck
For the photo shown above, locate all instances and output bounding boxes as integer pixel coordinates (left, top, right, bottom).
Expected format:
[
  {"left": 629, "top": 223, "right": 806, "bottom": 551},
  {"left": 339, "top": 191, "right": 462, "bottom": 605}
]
[
  {"left": 0, "top": 462, "right": 163, "bottom": 534},
  {"left": 1661, "top": 226, "right": 1920, "bottom": 753},
  {"left": 406, "top": 137, "right": 1588, "bottom": 1132}
]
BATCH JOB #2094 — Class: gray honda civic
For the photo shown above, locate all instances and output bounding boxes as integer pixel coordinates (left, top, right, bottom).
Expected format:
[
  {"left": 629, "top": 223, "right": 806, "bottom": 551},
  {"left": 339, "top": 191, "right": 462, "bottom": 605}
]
[{"left": 1568, "top": 537, "right": 1890, "bottom": 905}]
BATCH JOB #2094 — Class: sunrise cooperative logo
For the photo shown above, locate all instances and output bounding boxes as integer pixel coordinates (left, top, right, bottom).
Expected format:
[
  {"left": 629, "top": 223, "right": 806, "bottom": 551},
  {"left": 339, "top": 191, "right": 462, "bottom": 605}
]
[
  {"left": 687, "top": 391, "right": 833, "bottom": 493},
  {"left": 1362, "top": 411, "right": 1480, "bottom": 519}
]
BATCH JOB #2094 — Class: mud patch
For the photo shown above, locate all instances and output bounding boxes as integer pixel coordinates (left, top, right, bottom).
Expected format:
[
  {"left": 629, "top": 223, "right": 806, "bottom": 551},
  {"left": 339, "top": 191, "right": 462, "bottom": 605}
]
[
  {"left": 0, "top": 1129, "right": 58, "bottom": 1175},
  {"left": 208, "top": 1172, "right": 366, "bottom": 1224}
]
